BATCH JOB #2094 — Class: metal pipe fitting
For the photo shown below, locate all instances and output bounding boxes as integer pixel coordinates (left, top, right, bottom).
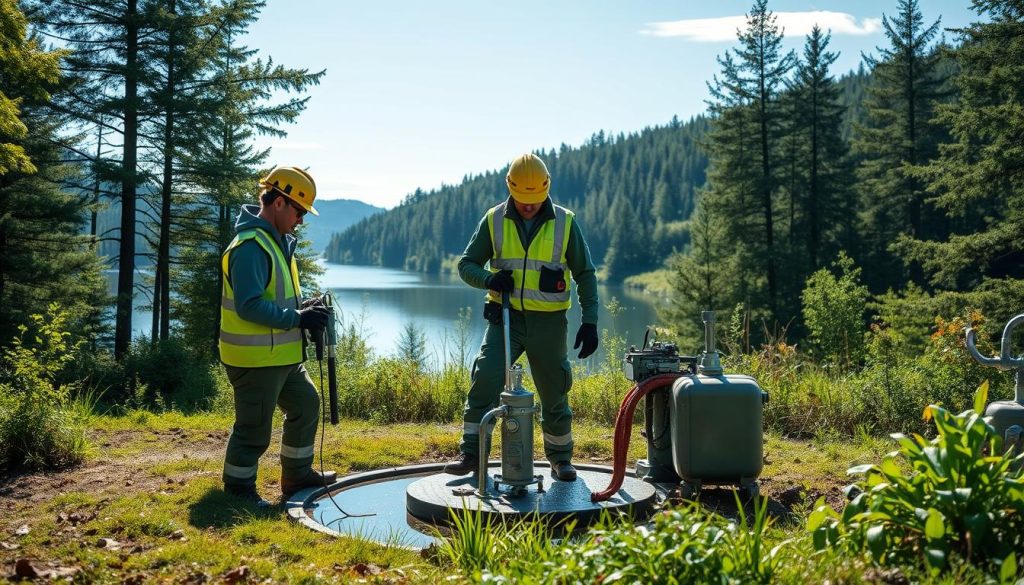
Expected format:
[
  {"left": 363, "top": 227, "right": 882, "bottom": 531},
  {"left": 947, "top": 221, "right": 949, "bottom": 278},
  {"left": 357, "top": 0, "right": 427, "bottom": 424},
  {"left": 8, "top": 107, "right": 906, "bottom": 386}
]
[{"left": 476, "top": 405, "right": 507, "bottom": 496}]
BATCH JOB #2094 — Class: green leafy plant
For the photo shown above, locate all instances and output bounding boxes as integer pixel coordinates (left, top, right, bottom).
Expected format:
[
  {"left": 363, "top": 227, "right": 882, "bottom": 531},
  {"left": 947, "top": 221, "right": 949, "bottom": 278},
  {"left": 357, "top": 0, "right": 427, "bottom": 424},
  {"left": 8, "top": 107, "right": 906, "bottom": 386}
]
[
  {"left": 801, "top": 252, "right": 869, "bottom": 369},
  {"left": 808, "top": 382, "right": 1024, "bottom": 576},
  {"left": 0, "top": 304, "right": 91, "bottom": 470}
]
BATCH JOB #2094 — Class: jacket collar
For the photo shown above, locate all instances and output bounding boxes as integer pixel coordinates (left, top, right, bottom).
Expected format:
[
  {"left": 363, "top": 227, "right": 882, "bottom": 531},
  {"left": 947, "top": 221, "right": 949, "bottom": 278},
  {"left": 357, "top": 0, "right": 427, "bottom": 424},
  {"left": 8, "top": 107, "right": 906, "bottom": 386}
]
[{"left": 501, "top": 196, "right": 555, "bottom": 223}]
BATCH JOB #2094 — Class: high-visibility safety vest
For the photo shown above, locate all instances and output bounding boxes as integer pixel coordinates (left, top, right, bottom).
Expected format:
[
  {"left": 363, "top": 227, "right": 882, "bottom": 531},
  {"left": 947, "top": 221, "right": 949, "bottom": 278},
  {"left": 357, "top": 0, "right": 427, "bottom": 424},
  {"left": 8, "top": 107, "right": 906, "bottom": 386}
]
[
  {"left": 486, "top": 201, "right": 574, "bottom": 312},
  {"left": 219, "top": 228, "right": 303, "bottom": 367}
]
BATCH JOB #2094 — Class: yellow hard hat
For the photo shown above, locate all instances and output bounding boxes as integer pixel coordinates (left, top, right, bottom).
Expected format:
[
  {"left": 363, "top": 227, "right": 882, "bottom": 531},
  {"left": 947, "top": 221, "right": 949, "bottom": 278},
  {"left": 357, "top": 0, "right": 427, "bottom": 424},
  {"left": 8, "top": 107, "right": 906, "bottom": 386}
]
[
  {"left": 506, "top": 153, "right": 550, "bottom": 204},
  {"left": 259, "top": 166, "right": 319, "bottom": 216}
]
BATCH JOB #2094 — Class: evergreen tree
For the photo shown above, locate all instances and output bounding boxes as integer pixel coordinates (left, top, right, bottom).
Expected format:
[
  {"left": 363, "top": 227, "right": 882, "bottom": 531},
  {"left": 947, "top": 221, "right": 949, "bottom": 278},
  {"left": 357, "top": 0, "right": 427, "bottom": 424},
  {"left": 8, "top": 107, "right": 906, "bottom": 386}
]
[
  {"left": 661, "top": 199, "right": 734, "bottom": 345},
  {"left": 173, "top": 0, "right": 323, "bottom": 359},
  {"left": 791, "top": 26, "right": 853, "bottom": 272},
  {"left": 395, "top": 321, "right": 428, "bottom": 369},
  {"left": 699, "top": 0, "right": 795, "bottom": 327},
  {"left": 33, "top": 0, "right": 153, "bottom": 360},
  {"left": 0, "top": 0, "right": 106, "bottom": 345},
  {"left": 853, "top": 0, "right": 947, "bottom": 291},
  {"left": 898, "top": 0, "right": 1024, "bottom": 319}
]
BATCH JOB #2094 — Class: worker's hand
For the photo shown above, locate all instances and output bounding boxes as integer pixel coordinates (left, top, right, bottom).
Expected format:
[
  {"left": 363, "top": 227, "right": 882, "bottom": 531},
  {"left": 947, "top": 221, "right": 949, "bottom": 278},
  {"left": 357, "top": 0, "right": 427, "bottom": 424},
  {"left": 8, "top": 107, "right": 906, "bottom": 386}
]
[
  {"left": 485, "top": 269, "right": 514, "bottom": 293},
  {"left": 301, "top": 296, "right": 324, "bottom": 309},
  {"left": 297, "top": 305, "right": 330, "bottom": 332},
  {"left": 574, "top": 323, "right": 599, "bottom": 359}
]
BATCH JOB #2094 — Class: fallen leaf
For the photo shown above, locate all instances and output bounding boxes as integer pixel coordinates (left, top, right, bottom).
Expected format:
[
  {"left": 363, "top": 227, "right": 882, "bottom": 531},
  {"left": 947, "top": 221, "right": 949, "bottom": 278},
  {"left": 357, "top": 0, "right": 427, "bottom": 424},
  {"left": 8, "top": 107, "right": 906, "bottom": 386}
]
[
  {"left": 222, "top": 565, "right": 250, "bottom": 584},
  {"left": 14, "top": 524, "right": 29, "bottom": 536},
  {"left": 349, "top": 563, "right": 383, "bottom": 576}
]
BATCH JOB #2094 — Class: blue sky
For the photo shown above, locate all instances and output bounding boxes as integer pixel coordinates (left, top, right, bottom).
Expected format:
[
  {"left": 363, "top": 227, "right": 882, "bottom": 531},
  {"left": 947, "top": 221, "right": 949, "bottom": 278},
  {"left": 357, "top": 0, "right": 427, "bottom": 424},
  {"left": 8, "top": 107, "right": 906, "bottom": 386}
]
[{"left": 243, "top": 1, "right": 975, "bottom": 209}]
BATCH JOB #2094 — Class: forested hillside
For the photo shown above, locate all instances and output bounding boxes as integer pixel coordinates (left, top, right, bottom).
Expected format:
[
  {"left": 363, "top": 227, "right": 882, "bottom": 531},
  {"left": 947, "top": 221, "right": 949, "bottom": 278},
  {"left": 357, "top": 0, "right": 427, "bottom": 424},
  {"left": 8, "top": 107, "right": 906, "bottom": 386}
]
[
  {"left": 326, "top": 69, "right": 875, "bottom": 282},
  {"left": 325, "top": 116, "right": 711, "bottom": 280}
]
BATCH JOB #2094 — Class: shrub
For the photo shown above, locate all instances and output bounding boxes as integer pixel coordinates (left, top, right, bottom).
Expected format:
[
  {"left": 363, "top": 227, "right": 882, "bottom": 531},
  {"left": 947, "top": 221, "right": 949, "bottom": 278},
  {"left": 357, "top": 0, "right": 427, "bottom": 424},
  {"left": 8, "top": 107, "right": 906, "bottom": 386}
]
[
  {"left": 124, "top": 336, "right": 220, "bottom": 412},
  {"left": 801, "top": 252, "right": 869, "bottom": 369},
  {"left": 808, "top": 383, "right": 1024, "bottom": 575},
  {"left": 0, "top": 304, "right": 91, "bottom": 471}
]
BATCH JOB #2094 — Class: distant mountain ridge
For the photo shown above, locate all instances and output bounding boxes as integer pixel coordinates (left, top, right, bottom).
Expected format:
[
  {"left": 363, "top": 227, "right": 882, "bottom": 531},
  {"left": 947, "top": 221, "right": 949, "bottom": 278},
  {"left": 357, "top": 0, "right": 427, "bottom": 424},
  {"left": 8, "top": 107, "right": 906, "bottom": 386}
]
[
  {"left": 302, "top": 198, "right": 383, "bottom": 253},
  {"left": 91, "top": 196, "right": 382, "bottom": 264}
]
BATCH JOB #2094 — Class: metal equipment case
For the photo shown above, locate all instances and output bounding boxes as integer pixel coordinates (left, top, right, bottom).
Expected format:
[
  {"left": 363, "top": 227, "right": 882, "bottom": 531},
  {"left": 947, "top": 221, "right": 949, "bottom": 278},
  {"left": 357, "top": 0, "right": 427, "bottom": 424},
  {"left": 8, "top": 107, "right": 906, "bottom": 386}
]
[{"left": 670, "top": 373, "right": 764, "bottom": 498}]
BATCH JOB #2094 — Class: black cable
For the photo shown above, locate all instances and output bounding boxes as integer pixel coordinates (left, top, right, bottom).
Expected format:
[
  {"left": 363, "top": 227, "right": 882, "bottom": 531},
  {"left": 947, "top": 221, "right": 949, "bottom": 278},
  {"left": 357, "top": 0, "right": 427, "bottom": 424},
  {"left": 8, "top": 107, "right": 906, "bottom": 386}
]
[{"left": 315, "top": 326, "right": 375, "bottom": 524}]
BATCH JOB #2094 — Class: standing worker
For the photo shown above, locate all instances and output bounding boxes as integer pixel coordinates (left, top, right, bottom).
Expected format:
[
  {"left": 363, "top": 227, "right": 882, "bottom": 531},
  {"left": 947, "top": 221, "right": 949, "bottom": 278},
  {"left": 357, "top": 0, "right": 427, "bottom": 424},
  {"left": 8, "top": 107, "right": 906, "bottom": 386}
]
[
  {"left": 219, "top": 166, "right": 336, "bottom": 507},
  {"left": 445, "top": 153, "right": 599, "bottom": 481}
]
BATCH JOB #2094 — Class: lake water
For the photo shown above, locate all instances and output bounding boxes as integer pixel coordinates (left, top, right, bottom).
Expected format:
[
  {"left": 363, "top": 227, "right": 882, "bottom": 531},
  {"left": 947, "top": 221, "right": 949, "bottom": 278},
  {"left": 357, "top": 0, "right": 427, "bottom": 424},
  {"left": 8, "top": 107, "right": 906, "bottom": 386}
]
[{"left": 120, "top": 262, "right": 667, "bottom": 367}]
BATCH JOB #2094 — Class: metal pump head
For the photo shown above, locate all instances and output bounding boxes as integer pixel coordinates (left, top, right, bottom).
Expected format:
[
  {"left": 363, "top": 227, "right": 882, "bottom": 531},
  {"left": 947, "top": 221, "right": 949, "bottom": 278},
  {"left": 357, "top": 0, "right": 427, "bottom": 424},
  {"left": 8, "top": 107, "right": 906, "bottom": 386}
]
[{"left": 698, "top": 311, "right": 723, "bottom": 375}]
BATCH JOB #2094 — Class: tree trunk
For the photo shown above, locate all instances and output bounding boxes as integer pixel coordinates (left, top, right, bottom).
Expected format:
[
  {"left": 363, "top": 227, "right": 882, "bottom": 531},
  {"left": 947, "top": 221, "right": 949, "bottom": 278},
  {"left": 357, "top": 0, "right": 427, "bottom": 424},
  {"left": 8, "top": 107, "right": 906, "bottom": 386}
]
[{"left": 114, "top": 0, "right": 139, "bottom": 361}]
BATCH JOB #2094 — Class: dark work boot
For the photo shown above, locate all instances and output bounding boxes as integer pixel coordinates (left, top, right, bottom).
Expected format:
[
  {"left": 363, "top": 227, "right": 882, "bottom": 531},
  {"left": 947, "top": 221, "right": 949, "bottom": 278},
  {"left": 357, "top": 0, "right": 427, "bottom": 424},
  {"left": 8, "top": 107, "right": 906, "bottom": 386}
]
[
  {"left": 225, "top": 484, "right": 273, "bottom": 508},
  {"left": 551, "top": 461, "right": 577, "bottom": 482},
  {"left": 443, "top": 453, "right": 476, "bottom": 475},
  {"left": 281, "top": 469, "right": 337, "bottom": 496}
]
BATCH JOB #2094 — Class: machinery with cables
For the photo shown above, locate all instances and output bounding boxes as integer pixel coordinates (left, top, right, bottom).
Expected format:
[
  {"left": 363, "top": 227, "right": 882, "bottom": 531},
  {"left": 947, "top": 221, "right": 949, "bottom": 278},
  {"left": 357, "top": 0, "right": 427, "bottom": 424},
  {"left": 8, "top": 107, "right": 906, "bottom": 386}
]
[{"left": 287, "top": 308, "right": 769, "bottom": 546}]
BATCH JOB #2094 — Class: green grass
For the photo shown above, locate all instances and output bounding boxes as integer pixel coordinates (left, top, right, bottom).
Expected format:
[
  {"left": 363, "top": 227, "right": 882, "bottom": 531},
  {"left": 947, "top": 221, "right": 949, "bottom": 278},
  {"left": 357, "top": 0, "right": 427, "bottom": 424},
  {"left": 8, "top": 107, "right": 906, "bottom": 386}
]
[{"left": 4, "top": 408, "right": 1018, "bottom": 583}]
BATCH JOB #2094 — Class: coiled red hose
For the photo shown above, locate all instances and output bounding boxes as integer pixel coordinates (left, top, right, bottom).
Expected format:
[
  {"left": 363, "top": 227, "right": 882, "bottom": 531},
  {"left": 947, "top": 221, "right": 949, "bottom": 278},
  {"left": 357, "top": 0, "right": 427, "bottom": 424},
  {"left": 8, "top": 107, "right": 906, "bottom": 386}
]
[{"left": 591, "top": 373, "right": 685, "bottom": 502}]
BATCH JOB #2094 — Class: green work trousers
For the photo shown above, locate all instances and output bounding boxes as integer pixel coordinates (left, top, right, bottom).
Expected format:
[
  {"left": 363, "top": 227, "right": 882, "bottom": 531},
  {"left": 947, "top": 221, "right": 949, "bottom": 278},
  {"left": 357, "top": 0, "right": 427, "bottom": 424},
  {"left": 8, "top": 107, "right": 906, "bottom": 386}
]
[
  {"left": 222, "top": 363, "right": 320, "bottom": 489},
  {"left": 460, "top": 308, "right": 574, "bottom": 463}
]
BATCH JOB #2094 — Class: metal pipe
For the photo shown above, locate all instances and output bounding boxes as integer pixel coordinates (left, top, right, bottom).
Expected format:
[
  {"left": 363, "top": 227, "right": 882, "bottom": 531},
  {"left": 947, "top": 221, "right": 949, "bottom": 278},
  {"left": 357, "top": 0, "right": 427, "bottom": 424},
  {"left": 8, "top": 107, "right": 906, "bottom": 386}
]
[
  {"left": 503, "top": 291, "right": 512, "bottom": 392},
  {"left": 999, "top": 314, "right": 1024, "bottom": 366},
  {"left": 477, "top": 405, "right": 507, "bottom": 495}
]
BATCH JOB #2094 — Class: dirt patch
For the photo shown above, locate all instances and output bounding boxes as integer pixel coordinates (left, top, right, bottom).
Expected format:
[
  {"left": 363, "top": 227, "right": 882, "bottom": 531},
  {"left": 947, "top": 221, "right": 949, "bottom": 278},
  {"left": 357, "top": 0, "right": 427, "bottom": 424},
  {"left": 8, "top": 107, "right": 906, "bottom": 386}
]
[{"left": 0, "top": 428, "right": 227, "bottom": 509}]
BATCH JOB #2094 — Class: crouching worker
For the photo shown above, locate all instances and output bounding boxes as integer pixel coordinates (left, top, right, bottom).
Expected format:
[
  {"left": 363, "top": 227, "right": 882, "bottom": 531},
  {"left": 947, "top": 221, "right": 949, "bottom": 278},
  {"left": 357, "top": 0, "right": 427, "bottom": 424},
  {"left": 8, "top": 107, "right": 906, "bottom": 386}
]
[
  {"left": 445, "top": 153, "right": 600, "bottom": 482},
  {"left": 219, "top": 166, "right": 336, "bottom": 507}
]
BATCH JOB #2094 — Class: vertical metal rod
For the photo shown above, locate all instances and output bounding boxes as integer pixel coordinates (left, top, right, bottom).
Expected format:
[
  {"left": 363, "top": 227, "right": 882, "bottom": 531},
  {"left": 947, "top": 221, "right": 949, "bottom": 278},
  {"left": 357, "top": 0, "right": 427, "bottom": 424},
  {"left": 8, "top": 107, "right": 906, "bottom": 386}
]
[{"left": 503, "top": 290, "right": 512, "bottom": 392}]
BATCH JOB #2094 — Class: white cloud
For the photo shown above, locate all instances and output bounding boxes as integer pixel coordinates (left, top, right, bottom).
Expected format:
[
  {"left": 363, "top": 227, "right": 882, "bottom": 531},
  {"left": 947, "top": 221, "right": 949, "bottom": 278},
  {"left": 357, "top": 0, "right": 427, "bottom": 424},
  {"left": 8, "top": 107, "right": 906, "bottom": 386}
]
[{"left": 641, "top": 11, "right": 882, "bottom": 43}]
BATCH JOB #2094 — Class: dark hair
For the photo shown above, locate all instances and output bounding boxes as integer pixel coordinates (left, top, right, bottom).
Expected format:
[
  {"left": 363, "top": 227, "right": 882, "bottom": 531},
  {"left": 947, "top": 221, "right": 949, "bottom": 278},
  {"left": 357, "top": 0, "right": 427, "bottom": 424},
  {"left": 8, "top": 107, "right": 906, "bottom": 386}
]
[{"left": 260, "top": 189, "right": 282, "bottom": 206}]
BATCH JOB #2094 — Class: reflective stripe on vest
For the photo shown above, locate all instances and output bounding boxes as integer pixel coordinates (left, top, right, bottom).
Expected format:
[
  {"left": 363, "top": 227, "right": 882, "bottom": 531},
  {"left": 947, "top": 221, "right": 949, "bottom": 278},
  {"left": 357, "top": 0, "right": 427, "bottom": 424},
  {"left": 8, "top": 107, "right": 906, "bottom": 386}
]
[
  {"left": 218, "top": 229, "right": 304, "bottom": 367},
  {"left": 486, "top": 202, "right": 573, "bottom": 312}
]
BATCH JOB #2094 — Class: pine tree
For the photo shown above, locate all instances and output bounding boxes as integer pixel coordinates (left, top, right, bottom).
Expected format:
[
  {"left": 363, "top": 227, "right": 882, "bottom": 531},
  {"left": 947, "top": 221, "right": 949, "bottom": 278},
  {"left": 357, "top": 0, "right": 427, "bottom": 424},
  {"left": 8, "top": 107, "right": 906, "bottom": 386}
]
[
  {"left": 33, "top": 0, "right": 153, "bottom": 360},
  {"left": 853, "top": 0, "right": 947, "bottom": 291},
  {"left": 661, "top": 199, "right": 734, "bottom": 345},
  {"left": 791, "top": 26, "right": 853, "bottom": 272},
  {"left": 897, "top": 0, "right": 1024, "bottom": 319},
  {"left": 173, "top": 0, "right": 323, "bottom": 359},
  {"left": 0, "top": 0, "right": 107, "bottom": 345},
  {"left": 698, "top": 0, "right": 795, "bottom": 328}
]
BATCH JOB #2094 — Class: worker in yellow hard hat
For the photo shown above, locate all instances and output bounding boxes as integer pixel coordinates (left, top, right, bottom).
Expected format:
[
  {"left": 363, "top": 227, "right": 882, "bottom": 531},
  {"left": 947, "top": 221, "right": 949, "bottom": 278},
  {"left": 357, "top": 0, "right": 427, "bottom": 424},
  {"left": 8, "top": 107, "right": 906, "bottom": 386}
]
[
  {"left": 444, "top": 153, "right": 600, "bottom": 482},
  {"left": 218, "top": 166, "right": 335, "bottom": 507}
]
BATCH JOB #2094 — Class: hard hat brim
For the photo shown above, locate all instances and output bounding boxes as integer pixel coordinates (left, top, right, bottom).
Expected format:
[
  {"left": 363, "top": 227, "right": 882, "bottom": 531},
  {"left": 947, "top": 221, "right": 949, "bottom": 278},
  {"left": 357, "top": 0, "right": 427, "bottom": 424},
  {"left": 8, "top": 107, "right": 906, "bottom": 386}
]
[
  {"left": 260, "top": 181, "right": 319, "bottom": 216},
  {"left": 509, "top": 188, "right": 549, "bottom": 205}
]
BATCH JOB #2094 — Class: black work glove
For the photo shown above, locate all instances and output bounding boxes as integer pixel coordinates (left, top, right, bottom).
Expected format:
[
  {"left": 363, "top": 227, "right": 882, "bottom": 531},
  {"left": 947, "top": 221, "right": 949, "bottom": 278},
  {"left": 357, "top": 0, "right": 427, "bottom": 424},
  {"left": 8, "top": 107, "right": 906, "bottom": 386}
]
[
  {"left": 297, "top": 305, "right": 329, "bottom": 332},
  {"left": 574, "top": 323, "right": 599, "bottom": 359},
  {"left": 485, "top": 269, "right": 514, "bottom": 293},
  {"left": 301, "top": 296, "right": 323, "bottom": 309}
]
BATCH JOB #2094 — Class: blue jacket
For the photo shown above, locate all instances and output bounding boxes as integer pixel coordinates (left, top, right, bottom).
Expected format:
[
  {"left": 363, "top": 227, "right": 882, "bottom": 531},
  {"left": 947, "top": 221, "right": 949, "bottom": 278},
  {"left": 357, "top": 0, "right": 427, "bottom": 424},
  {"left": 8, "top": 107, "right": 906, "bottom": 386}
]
[{"left": 226, "top": 204, "right": 301, "bottom": 330}]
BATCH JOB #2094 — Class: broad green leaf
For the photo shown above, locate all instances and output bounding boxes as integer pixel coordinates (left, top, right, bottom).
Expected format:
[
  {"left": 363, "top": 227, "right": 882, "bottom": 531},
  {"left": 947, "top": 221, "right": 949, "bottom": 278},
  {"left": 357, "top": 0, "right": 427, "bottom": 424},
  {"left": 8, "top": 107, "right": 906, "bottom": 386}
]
[
  {"left": 974, "top": 380, "right": 989, "bottom": 415},
  {"left": 847, "top": 464, "right": 875, "bottom": 475},
  {"left": 925, "top": 508, "right": 945, "bottom": 540},
  {"left": 925, "top": 548, "right": 947, "bottom": 571},
  {"left": 999, "top": 552, "right": 1016, "bottom": 585},
  {"left": 866, "top": 525, "right": 886, "bottom": 558}
]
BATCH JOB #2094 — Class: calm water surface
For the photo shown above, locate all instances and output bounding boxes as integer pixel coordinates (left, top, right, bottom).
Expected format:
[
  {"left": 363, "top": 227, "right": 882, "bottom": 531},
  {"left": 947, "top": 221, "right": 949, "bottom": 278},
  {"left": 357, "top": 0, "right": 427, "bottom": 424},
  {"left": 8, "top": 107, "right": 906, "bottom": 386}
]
[{"left": 121, "top": 262, "right": 667, "bottom": 367}]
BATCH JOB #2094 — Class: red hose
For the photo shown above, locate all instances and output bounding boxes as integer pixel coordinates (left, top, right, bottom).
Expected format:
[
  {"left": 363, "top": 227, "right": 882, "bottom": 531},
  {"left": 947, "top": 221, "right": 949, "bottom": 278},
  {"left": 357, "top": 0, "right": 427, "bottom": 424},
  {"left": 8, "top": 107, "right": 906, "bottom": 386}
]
[{"left": 591, "top": 373, "right": 685, "bottom": 502}]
